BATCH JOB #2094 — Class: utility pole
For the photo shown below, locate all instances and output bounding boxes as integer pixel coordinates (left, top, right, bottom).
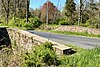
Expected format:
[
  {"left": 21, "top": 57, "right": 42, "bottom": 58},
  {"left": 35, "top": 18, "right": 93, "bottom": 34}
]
[
  {"left": 46, "top": 0, "right": 49, "bottom": 25},
  {"left": 14, "top": 0, "right": 16, "bottom": 23}
]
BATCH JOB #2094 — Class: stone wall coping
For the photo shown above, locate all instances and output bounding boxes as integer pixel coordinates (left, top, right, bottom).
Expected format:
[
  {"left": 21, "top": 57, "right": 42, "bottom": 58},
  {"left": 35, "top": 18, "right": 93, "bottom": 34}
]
[
  {"left": 53, "top": 45, "right": 72, "bottom": 51},
  {"left": 7, "top": 28, "right": 72, "bottom": 50},
  {"left": 0, "top": 26, "right": 8, "bottom": 28}
]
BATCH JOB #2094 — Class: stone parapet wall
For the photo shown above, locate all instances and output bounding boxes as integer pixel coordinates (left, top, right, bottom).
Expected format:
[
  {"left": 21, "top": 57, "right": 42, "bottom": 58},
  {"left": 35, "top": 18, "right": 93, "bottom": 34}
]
[
  {"left": 7, "top": 28, "right": 46, "bottom": 50},
  {"left": 55, "top": 26, "right": 100, "bottom": 35},
  {"left": 7, "top": 28, "right": 71, "bottom": 53}
]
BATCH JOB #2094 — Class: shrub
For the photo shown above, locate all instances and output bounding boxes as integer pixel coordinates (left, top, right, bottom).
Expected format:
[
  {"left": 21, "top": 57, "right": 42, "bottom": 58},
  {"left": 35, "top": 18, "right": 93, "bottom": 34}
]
[
  {"left": 8, "top": 17, "right": 42, "bottom": 29},
  {"left": 59, "top": 20, "right": 69, "bottom": 25},
  {"left": 58, "top": 47, "right": 100, "bottom": 67},
  {"left": 32, "top": 17, "right": 42, "bottom": 28},
  {"left": 22, "top": 42, "right": 59, "bottom": 67},
  {"left": 85, "top": 18, "right": 98, "bottom": 28}
]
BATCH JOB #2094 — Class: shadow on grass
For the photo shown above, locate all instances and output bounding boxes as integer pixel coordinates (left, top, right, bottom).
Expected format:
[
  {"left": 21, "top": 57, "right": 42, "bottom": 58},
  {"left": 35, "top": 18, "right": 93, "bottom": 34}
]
[{"left": 63, "top": 49, "right": 76, "bottom": 55}]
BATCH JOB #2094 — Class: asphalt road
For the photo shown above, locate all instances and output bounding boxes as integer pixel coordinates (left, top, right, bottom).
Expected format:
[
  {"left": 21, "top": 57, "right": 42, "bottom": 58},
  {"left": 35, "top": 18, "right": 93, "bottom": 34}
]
[{"left": 28, "top": 31, "right": 100, "bottom": 49}]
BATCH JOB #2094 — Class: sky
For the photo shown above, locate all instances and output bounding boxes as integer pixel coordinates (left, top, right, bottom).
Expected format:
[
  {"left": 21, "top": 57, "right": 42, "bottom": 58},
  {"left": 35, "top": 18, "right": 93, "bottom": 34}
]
[
  {"left": 29, "top": 0, "right": 99, "bottom": 10},
  {"left": 29, "top": 0, "right": 67, "bottom": 10}
]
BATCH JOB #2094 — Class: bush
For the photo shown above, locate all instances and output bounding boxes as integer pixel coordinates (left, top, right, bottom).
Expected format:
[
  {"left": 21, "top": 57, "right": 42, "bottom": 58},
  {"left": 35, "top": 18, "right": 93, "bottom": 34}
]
[
  {"left": 31, "top": 17, "right": 42, "bottom": 28},
  {"left": 8, "top": 17, "right": 42, "bottom": 29},
  {"left": 59, "top": 20, "right": 69, "bottom": 25},
  {"left": 22, "top": 42, "right": 59, "bottom": 67},
  {"left": 58, "top": 47, "right": 100, "bottom": 67},
  {"left": 85, "top": 18, "right": 98, "bottom": 28}
]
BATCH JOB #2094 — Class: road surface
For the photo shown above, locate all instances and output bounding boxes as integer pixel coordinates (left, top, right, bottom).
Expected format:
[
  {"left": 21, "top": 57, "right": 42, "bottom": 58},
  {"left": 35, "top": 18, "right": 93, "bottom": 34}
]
[{"left": 28, "top": 31, "right": 100, "bottom": 49}]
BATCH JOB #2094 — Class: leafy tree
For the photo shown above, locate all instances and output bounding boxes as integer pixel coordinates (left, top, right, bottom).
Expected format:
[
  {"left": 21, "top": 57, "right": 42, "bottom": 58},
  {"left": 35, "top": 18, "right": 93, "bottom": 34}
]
[
  {"left": 84, "top": 0, "right": 99, "bottom": 27},
  {"left": 65, "top": 0, "right": 76, "bottom": 25},
  {"left": 78, "top": 0, "right": 83, "bottom": 25},
  {"left": 33, "top": 8, "right": 41, "bottom": 18},
  {"left": 1, "top": 0, "right": 10, "bottom": 23},
  {"left": 41, "top": 1, "right": 58, "bottom": 23},
  {"left": 88, "top": 0, "right": 98, "bottom": 17}
]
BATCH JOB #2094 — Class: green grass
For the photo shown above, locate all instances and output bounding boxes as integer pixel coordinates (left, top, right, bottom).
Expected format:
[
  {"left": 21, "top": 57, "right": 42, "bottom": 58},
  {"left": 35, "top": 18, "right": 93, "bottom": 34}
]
[
  {"left": 59, "top": 47, "right": 100, "bottom": 67},
  {"left": 58, "top": 44, "right": 100, "bottom": 67},
  {"left": 65, "top": 44, "right": 86, "bottom": 52},
  {"left": 37, "top": 29, "right": 100, "bottom": 38},
  {"left": 47, "top": 24, "right": 60, "bottom": 28},
  {"left": 0, "top": 23, "right": 32, "bottom": 30},
  {"left": 0, "top": 42, "right": 100, "bottom": 67}
]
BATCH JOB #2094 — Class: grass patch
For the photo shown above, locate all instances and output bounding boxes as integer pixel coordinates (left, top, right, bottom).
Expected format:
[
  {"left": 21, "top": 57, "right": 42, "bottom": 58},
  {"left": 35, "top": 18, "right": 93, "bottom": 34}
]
[
  {"left": 0, "top": 42, "right": 100, "bottom": 67},
  {"left": 47, "top": 24, "right": 60, "bottom": 28},
  {"left": 59, "top": 47, "right": 100, "bottom": 67},
  {"left": 37, "top": 29, "right": 100, "bottom": 38},
  {"left": 65, "top": 44, "right": 86, "bottom": 52},
  {"left": 58, "top": 44, "right": 100, "bottom": 67}
]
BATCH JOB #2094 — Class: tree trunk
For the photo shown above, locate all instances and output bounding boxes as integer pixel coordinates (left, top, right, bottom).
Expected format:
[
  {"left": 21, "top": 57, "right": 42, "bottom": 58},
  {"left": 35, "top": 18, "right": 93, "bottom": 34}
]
[
  {"left": 1, "top": 0, "right": 10, "bottom": 23},
  {"left": 80, "top": 0, "right": 83, "bottom": 23},
  {"left": 78, "top": 5, "right": 80, "bottom": 26},
  {"left": 6, "top": 0, "right": 10, "bottom": 23},
  {"left": 14, "top": 0, "right": 16, "bottom": 23},
  {"left": 98, "top": 0, "right": 100, "bottom": 29},
  {"left": 46, "top": 0, "right": 49, "bottom": 25},
  {"left": 6, "top": 12, "right": 9, "bottom": 23},
  {"left": 78, "top": 0, "right": 83, "bottom": 25},
  {"left": 26, "top": 0, "right": 30, "bottom": 23}
]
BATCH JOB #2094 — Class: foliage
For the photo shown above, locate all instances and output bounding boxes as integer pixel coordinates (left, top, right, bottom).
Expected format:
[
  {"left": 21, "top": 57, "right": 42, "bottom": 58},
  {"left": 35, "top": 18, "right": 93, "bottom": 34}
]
[
  {"left": 22, "top": 42, "right": 59, "bottom": 67},
  {"left": 38, "top": 30, "right": 100, "bottom": 38},
  {"left": 65, "top": 44, "right": 85, "bottom": 52},
  {"left": 32, "top": 8, "right": 41, "bottom": 18},
  {"left": 85, "top": 18, "right": 98, "bottom": 28},
  {"left": 0, "top": 0, "right": 100, "bottom": 29},
  {"left": 41, "top": 1, "right": 58, "bottom": 23},
  {"left": 32, "top": 17, "right": 42, "bottom": 28},
  {"left": 65, "top": 0, "right": 76, "bottom": 16},
  {"left": 0, "top": 41, "right": 100, "bottom": 67},
  {"left": 58, "top": 47, "right": 100, "bottom": 67},
  {"left": 38, "top": 24, "right": 59, "bottom": 30},
  {"left": 59, "top": 19, "right": 69, "bottom": 25},
  {"left": 7, "top": 17, "right": 41, "bottom": 29},
  {"left": 65, "top": 0, "right": 76, "bottom": 23}
]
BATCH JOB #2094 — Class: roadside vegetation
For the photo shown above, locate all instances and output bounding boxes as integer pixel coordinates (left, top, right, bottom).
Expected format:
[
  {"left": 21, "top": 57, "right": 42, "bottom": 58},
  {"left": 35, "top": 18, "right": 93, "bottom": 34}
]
[
  {"left": 0, "top": 42, "right": 100, "bottom": 67},
  {"left": 0, "top": 0, "right": 100, "bottom": 67},
  {"left": 59, "top": 47, "right": 100, "bottom": 67},
  {"left": 0, "top": 0, "right": 100, "bottom": 30},
  {"left": 0, "top": 16, "right": 42, "bottom": 30},
  {"left": 37, "top": 29, "right": 100, "bottom": 38}
]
